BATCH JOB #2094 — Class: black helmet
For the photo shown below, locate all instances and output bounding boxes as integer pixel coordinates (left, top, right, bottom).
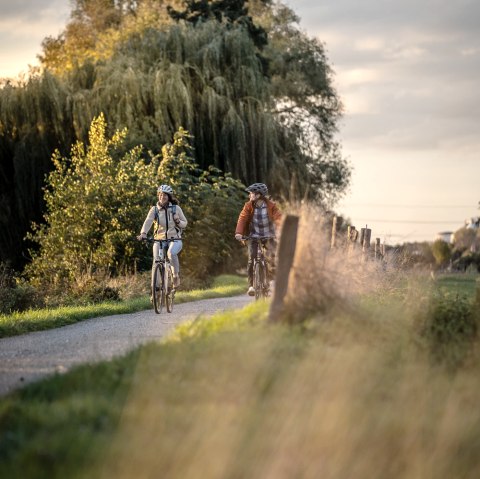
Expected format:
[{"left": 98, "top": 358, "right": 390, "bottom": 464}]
[{"left": 245, "top": 183, "right": 268, "bottom": 196}]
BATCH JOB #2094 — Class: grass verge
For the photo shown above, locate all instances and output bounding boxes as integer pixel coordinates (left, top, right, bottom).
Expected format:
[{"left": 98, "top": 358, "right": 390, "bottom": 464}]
[
  {"left": 0, "top": 274, "right": 246, "bottom": 338},
  {"left": 1, "top": 275, "right": 480, "bottom": 479}
]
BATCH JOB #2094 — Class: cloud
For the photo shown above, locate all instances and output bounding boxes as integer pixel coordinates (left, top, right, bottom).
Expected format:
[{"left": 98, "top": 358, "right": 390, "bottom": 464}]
[
  {"left": 0, "top": 0, "right": 70, "bottom": 77},
  {"left": 0, "top": 0, "right": 68, "bottom": 22},
  {"left": 285, "top": 0, "right": 480, "bottom": 167}
]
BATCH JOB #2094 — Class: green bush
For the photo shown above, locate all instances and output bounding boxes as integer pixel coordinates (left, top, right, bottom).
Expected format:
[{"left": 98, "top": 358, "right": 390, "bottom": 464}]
[
  {"left": 156, "top": 128, "right": 246, "bottom": 280},
  {"left": 25, "top": 113, "right": 160, "bottom": 289},
  {"left": 74, "top": 283, "right": 120, "bottom": 304},
  {"left": 25, "top": 116, "right": 246, "bottom": 294},
  {"left": 417, "top": 292, "right": 479, "bottom": 368},
  {"left": 431, "top": 239, "right": 452, "bottom": 267},
  {"left": 0, "top": 264, "right": 42, "bottom": 314}
]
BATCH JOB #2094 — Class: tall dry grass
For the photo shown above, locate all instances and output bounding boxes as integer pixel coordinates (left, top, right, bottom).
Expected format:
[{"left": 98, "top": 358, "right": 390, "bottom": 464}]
[
  {"left": 87, "top": 298, "right": 480, "bottom": 479},
  {"left": 282, "top": 203, "right": 402, "bottom": 322},
  {"left": 46, "top": 203, "right": 479, "bottom": 479}
]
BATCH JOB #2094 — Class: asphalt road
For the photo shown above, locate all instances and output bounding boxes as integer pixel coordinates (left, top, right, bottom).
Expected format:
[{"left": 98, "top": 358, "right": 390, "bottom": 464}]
[{"left": 0, "top": 294, "right": 253, "bottom": 397}]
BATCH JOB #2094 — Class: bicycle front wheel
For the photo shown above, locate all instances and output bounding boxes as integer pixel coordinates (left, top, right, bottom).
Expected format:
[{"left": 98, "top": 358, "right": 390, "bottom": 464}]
[
  {"left": 152, "top": 263, "right": 165, "bottom": 314},
  {"left": 253, "top": 261, "right": 263, "bottom": 300},
  {"left": 165, "top": 264, "right": 175, "bottom": 313}
]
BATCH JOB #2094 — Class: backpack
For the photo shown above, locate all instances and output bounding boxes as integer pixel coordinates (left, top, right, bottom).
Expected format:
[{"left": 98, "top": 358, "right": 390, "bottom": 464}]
[{"left": 153, "top": 204, "right": 181, "bottom": 237}]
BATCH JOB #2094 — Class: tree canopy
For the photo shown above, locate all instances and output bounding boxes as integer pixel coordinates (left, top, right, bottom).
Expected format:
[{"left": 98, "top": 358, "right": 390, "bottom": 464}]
[{"left": 0, "top": 0, "right": 349, "bottom": 271}]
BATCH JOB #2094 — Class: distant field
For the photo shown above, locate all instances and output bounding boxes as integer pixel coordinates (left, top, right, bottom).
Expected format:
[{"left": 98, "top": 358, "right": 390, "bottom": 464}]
[{"left": 435, "top": 273, "right": 479, "bottom": 299}]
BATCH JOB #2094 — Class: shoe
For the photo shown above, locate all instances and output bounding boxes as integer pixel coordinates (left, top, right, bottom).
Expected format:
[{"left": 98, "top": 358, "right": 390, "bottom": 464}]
[
  {"left": 247, "top": 286, "right": 255, "bottom": 296},
  {"left": 173, "top": 276, "right": 180, "bottom": 288}
]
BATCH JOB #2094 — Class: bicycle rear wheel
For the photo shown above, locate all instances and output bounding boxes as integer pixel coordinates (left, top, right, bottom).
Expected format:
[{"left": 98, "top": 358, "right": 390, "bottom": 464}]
[
  {"left": 165, "top": 264, "right": 175, "bottom": 313},
  {"left": 152, "top": 263, "right": 165, "bottom": 314},
  {"left": 262, "top": 261, "right": 271, "bottom": 298}
]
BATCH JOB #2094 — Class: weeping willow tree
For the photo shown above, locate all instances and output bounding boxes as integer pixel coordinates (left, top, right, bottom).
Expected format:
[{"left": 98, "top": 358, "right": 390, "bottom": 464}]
[{"left": 0, "top": 0, "right": 349, "bottom": 271}]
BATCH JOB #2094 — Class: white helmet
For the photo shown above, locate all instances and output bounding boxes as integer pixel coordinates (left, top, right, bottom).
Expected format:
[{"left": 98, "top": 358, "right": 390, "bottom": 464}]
[{"left": 158, "top": 184, "right": 173, "bottom": 194}]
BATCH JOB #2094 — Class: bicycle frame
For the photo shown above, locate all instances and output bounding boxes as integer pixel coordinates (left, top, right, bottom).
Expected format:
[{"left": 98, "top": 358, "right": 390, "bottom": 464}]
[
  {"left": 142, "top": 237, "right": 180, "bottom": 314},
  {"left": 243, "top": 236, "right": 275, "bottom": 300}
]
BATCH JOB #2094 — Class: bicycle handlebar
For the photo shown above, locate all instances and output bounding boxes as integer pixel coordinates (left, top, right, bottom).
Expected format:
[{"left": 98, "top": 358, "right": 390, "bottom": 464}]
[
  {"left": 138, "top": 236, "right": 181, "bottom": 243},
  {"left": 240, "top": 235, "right": 276, "bottom": 241}
]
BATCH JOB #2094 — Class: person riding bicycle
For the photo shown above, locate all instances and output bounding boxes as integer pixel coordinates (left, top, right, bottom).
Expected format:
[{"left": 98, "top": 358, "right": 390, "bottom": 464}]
[
  {"left": 137, "top": 185, "right": 187, "bottom": 288},
  {"left": 235, "top": 183, "right": 282, "bottom": 296}
]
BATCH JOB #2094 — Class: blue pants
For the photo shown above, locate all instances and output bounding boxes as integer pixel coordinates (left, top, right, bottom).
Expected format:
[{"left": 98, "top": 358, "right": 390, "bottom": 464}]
[{"left": 153, "top": 240, "right": 183, "bottom": 276}]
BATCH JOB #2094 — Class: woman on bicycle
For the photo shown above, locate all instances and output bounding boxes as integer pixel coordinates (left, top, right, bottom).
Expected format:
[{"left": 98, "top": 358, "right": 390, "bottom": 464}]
[
  {"left": 235, "top": 183, "right": 282, "bottom": 296},
  {"left": 137, "top": 185, "right": 187, "bottom": 288}
]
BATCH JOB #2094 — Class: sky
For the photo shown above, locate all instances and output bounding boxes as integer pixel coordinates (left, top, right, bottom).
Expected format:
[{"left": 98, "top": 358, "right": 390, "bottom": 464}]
[{"left": 1, "top": 0, "right": 479, "bottom": 244}]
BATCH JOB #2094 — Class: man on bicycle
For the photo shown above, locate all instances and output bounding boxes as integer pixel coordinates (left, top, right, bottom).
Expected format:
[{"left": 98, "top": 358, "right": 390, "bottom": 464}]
[
  {"left": 235, "top": 183, "right": 282, "bottom": 296},
  {"left": 137, "top": 185, "right": 187, "bottom": 288}
]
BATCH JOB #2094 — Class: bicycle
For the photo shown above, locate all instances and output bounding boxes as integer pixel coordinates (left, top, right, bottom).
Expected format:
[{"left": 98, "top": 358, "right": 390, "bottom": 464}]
[
  {"left": 242, "top": 236, "right": 276, "bottom": 300},
  {"left": 140, "top": 237, "right": 179, "bottom": 314}
]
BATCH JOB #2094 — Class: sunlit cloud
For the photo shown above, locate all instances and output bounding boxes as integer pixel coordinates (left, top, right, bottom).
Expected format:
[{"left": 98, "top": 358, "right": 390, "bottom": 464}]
[
  {"left": 388, "top": 45, "right": 427, "bottom": 60},
  {"left": 0, "top": 1, "right": 69, "bottom": 78},
  {"left": 340, "top": 68, "right": 381, "bottom": 87},
  {"left": 353, "top": 37, "right": 386, "bottom": 52},
  {"left": 460, "top": 47, "right": 480, "bottom": 56}
]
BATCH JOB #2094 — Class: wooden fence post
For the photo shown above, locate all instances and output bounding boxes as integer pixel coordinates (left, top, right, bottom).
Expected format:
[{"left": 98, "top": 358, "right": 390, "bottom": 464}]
[
  {"left": 346, "top": 225, "right": 354, "bottom": 255},
  {"left": 374, "top": 238, "right": 381, "bottom": 260},
  {"left": 269, "top": 215, "right": 299, "bottom": 323},
  {"left": 360, "top": 228, "right": 366, "bottom": 249},
  {"left": 363, "top": 228, "right": 371, "bottom": 251},
  {"left": 331, "top": 216, "right": 337, "bottom": 249},
  {"left": 331, "top": 215, "right": 343, "bottom": 249}
]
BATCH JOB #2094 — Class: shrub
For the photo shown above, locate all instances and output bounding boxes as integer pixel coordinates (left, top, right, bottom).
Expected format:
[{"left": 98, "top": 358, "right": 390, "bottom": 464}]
[
  {"left": 431, "top": 239, "right": 452, "bottom": 267},
  {"left": 25, "top": 113, "right": 159, "bottom": 289},
  {"left": 0, "top": 263, "right": 42, "bottom": 314},
  {"left": 24, "top": 116, "right": 246, "bottom": 297},
  {"left": 155, "top": 128, "right": 246, "bottom": 280},
  {"left": 417, "top": 292, "right": 479, "bottom": 369}
]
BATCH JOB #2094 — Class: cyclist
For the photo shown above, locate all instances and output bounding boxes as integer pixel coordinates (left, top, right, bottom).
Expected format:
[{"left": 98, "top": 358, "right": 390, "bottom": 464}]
[
  {"left": 137, "top": 185, "right": 187, "bottom": 288},
  {"left": 235, "top": 183, "right": 282, "bottom": 296}
]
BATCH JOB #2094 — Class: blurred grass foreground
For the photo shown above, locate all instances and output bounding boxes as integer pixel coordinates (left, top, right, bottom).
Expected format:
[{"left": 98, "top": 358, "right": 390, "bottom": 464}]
[{"left": 1, "top": 205, "right": 480, "bottom": 478}]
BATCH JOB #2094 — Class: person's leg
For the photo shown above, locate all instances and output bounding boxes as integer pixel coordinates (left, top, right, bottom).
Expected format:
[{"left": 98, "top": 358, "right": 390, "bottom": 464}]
[{"left": 167, "top": 240, "right": 183, "bottom": 286}]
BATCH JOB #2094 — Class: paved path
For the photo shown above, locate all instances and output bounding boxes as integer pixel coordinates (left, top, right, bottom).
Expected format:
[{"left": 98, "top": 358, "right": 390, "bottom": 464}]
[{"left": 0, "top": 295, "right": 253, "bottom": 396}]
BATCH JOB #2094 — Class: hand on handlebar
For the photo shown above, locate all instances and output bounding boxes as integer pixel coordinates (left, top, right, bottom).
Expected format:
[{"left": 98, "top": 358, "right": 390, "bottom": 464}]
[
  {"left": 235, "top": 234, "right": 243, "bottom": 241},
  {"left": 137, "top": 233, "right": 147, "bottom": 241}
]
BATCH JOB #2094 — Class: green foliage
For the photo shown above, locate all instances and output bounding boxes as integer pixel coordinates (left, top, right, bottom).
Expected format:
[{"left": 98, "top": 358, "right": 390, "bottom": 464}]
[
  {"left": 25, "top": 113, "right": 159, "bottom": 288},
  {"left": 24, "top": 116, "right": 244, "bottom": 289},
  {"left": 417, "top": 292, "right": 479, "bottom": 369},
  {"left": 453, "top": 227, "right": 478, "bottom": 253},
  {"left": 0, "top": 0, "right": 349, "bottom": 271},
  {"left": 0, "top": 263, "right": 41, "bottom": 314},
  {"left": 431, "top": 239, "right": 452, "bottom": 267},
  {"left": 167, "top": 0, "right": 268, "bottom": 51},
  {"left": 156, "top": 127, "right": 246, "bottom": 279}
]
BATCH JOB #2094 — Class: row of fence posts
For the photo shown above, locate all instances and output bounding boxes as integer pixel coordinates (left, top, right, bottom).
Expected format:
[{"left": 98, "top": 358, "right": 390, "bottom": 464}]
[
  {"left": 332, "top": 216, "right": 386, "bottom": 261},
  {"left": 269, "top": 214, "right": 386, "bottom": 322}
]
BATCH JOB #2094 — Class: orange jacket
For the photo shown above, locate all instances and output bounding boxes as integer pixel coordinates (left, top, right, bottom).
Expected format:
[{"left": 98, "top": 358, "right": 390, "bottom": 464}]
[{"left": 235, "top": 199, "right": 282, "bottom": 237}]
